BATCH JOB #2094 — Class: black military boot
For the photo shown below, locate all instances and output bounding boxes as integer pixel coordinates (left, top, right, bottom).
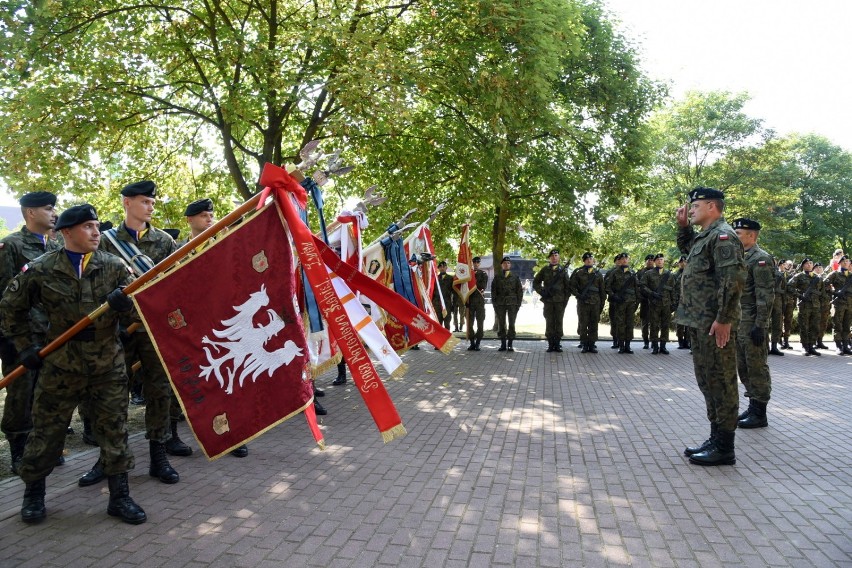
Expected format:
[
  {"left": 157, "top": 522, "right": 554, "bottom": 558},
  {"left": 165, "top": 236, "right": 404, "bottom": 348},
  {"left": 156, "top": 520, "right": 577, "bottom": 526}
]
[
  {"left": 677, "top": 339, "right": 688, "bottom": 349},
  {"left": 689, "top": 430, "right": 735, "bottom": 466},
  {"left": 554, "top": 341, "right": 563, "bottom": 352},
  {"left": 588, "top": 343, "right": 598, "bottom": 353},
  {"left": 808, "top": 344, "right": 822, "bottom": 356},
  {"left": 332, "top": 362, "right": 347, "bottom": 385},
  {"left": 617, "top": 340, "right": 625, "bottom": 354},
  {"left": 313, "top": 382, "right": 325, "bottom": 397},
  {"left": 782, "top": 337, "right": 792, "bottom": 350},
  {"left": 643, "top": 340, "right": 649, "bottom": 349},
  {"left": 314, "top": 399, "right": 327, "bottom": 415},
  {"left": 498, "top": 339, "right": 507, "bottom": 352},
  {"left": 623, "top": 340, "right": 634, "bottom": 354},
  {"left": 844, "top": 340, "right": 852, "bottom": 355},
  {"left": 8, "top": 435, "right": 26, "bottom": 476},
  {"left": 836, "top": 341, "right": 846, "bottom": 355},
  {"left": 545, "top": 340, "right": 554, "bottom": 352},
  {"left": 21, "top": 477, "right": 46, "bottom": 524},
  {"left": 165, "top": 419, "right": 193, "bottom": 457},
  {"left": 149, "top": 441, "right": 179, "bottom": 484},
  {"left": 659, "top": 342, "right": 670, "bottom": 355},
  {"left": 507, "top": 340, "right": 514, "bottom": 352},
  {"left": 107, "top": 473, "right": 147, "bottom": 525},
  {"left": 474, "top": 339, "right": 481, "bottom": 351},
  {"left": 611, "top": 338, "right": 619, "bottom": 349},
  {"left": 816, "top": 339, "right": 829, "bottom": 349},
  {"left": 803, "top": 343, "right": 813, "bottom": 356},
  {"left": 78, "top": 459, "right": 106, "bottom": 487},
  {"left": 684, "top": 423, "right": 717, "bottom": 457},
  {"left": 739, "top": 400, "right": 768, "bottom": 429},
  {"left": 651, "top": 341, "right": 659, "bottom": 354},
  {"left": 737, "top": 399, "right": 753, "bottom": 421},
  {"left": 467, "top": 340, "right": 476, "bottom": 351},
  {"left": 580, "top": 342, "right": 589, "bottom": 353},
  {"left": 231, "top": 445, "right": 249, "bottom": 457},
  {"left": 768, "top": 342, "right": 784, "bottom": 356},
  {"left": 82, "top": 418, "right": 98, "bottom": 446}
]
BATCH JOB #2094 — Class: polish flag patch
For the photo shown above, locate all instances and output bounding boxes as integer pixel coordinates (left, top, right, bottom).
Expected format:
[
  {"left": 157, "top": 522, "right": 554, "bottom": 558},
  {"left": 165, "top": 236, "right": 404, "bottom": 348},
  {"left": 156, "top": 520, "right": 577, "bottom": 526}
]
[{"left": 719, "top": 234, "right": 729, "bottom": 240}]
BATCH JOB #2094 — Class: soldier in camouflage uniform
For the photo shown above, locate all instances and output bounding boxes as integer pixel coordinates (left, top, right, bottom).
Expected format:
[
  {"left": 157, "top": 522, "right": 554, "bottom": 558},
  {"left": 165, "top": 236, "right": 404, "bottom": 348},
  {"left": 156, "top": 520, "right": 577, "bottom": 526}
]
[
  {"left": 533, "top": 249, "right": 570, "bottom": 352},
  {"left": 788, "top": 258, "right": 823, "bottom": 356},
  {"left": 465, "top": 256, "right": 488, "bottom": 351},
  {"left": 731, "top": 218, "right": 775, "bottom": 429},
  {"left": 0, "top": 204, "right": 146, "bottom": 524},
  {"left": 814, "top": 263, "right": 832, "bottom": 350},
  {"left": 768, "top": 258, "right": 786, "bottom": 356},
  {"left": 780, "top": 260, "right": 796, "bottom": 349},
  {"left": 431, "top": 261, "right": 455, "bottom": 331},
  {"left": 0, "top": 192, "right": 62, "bottom": 474},
  {"left": 636, "top": 254, "right": 655, "bottom": 349},
  {"left": 79, "top": 180, "right": 181, "bottom": 487},
  {"left": 605, "top": 252, "right": 638, "bottom": 354},
  {"left": 569, "top": 252, "right": 605, "bottom": 353},
  {"left": 825, "top": 255, "right": 852, "bottom": 354},
  {"left": 672, "top": 256, "right": 690, "bottom": 349},
  {"left": 491, "top": 256, "right": 524, "bottom": 352},
  {"left": 640, "top": 253, "right": 676, "bottom": 354},
  {"left": 675, "top": 187, "right": 745, "bottom": 466}
]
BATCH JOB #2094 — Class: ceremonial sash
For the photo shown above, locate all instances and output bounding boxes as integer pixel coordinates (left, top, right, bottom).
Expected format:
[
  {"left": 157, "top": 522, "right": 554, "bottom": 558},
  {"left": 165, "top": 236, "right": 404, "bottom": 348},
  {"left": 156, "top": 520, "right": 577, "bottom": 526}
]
[{"left": 102, "top": 228, "right": 154, "bottom": 277}]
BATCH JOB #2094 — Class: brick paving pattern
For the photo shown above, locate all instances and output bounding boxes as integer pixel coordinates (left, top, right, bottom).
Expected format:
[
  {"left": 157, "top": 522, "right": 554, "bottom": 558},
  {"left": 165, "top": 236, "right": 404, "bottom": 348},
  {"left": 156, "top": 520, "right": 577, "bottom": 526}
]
[{"left": 0, "top": 339, "right": 850, "bottom": 567}]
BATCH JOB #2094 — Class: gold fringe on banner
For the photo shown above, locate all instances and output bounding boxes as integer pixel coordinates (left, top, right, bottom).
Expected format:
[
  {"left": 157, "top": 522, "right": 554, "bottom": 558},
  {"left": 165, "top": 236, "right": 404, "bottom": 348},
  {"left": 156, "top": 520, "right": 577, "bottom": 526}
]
[
  {"left": 316, "top": 439, "right": 327, "bottom": 451},
  {"left": 389, "top": 362, "right": 409, "bottom": 380},
  {"left": 440, "top": 336, "right": 461, "bottom": 354},
  {"left": 381, "top": 423, "right": 408, "bottom": 443}
]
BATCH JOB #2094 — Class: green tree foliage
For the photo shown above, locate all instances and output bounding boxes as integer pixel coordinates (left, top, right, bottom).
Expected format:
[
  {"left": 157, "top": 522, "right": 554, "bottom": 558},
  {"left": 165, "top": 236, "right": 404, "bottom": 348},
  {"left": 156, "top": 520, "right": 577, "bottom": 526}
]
[{"left": 0, "top": 0, "right": 660, "bottom": 260}]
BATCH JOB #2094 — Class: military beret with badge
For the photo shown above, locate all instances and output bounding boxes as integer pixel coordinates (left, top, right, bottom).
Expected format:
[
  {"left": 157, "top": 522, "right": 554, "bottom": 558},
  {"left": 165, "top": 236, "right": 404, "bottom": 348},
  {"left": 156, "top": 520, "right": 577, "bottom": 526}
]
[
  {"left": 184, "top": 198, "right": 213, "bottom": 217},
  {"left": 731, "top": 217, "right": 761, "bottom": 231},
  {"left": 55, "top": 204, "right": 98, "bottom": 230},
  {"left": 120, "top": 180, "right": 157, "bottom": 197},
  {"left": 688, "top": 186, "right": 725, "bottom": 202},
  {"left": 582, "top": 252, "right": 594, "bottom": 260}
]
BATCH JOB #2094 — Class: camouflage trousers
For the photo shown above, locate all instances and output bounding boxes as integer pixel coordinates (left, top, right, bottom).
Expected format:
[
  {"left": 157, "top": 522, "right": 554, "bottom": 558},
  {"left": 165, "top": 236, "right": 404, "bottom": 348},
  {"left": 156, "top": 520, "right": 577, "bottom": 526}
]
[
  {"left": 639, "top": 299, "right": 650, "bottom": 342},
  {"left": 20, "top": 359, "right": 133, "bottom": 483},
  {"left": 647, "top": 301, "right": 671, "bottom": 343},
  {"left": 610, "top": 298, "right": 638, "bottom": 341},
  {"left": 576, "top": 302, "right": 601, "bottom": 342},
  {"left": 688, "top": 327, "right": 739, "bottom": 432},
  {"left": 820, "top": 307, "right": 832, "bottom": 338},
  {"left": 124, "top": 331, "right": 173, "bottom": 442},
  {"left": 1, "top": 363, "right": 36, "bottom": 440},
  {"left": 494, "top": 304, "right": 520, "bottom": 340},
  {"left": 431, "top": 300, "right": 452, "bottom": 330},
  {"left": 769, "top": 297, "right": 783, "bottom": 344},
  {"left": 797, "top": 305, "right": 820, "bottom": 344},
  {"left": 783, "top": 300, "right": 795, "bottom": 339},
  {"left": 736, "top": 321, "right": 772, "bottom": 402},
  {"left": 833, "top": 302, "right": 852, "bottom": 341},
  {"left": 543, "top": 301, "right": 567, "bottom": 342},
  {"left": 466, "top": 296, "right": 486, "bottom": 342}
]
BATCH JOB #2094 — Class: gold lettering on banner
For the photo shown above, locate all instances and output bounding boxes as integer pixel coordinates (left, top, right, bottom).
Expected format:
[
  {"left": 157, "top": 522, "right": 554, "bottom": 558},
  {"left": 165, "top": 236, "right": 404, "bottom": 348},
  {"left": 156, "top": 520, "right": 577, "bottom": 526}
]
[{"left": 299, "top": 242, "right": 323, "bottom": 270}]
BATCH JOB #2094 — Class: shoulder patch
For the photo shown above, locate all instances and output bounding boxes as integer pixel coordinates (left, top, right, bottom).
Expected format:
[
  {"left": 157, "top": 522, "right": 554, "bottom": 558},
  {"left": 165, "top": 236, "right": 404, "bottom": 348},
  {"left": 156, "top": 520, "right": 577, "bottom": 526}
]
[
  {"left": 21, "top": 263, "right": 29, "bottom": 272},
  {"left": 758, "top": 260, "right": 766, "bottom": 266},
  {"left": 9, "top": 279, "right": 19, "bottom": 293},
  {"left": 0, "top": 243, "right": 4, "bottom": 249},
  {"left": 719, "top": 234, "right": 729, "bottom": 240}
]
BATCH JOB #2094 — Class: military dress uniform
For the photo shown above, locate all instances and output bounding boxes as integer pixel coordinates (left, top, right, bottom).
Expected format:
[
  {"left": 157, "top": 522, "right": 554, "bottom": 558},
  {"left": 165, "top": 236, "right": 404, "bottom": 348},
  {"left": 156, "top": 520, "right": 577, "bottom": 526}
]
[
  {"left": 788, "top": 261, "right": 823, "bottom": 356},
  {"left": 824, "top": 259, "right": 852, "bottom": 354},
  {"left": 731, "top": 219, "right": 775, "bottom": 429},
  {"left": 569, "top": 254, "right": 605, "bottom": 353},
  {"left": 0, "top": 204, "right": 146, "bottom": 524},
  {"left": 768, "top": 262, "right": 786, "bottom": 355},
  {"left": 605, "top": 255, "right": 639, "bottom": 353},
  {"left": 0, "top": 194, "right": 62, "bottom": 474},
  {"left": 640, "top": 257, "right": 676, "bottom": 354},
  {"left": 676, "top": 187, "right": 745, "bottom": 466},
  {"left": 491, "top": 257, "right": 524, "bottom": 351},
  {"left": 465, "top": 258, "right": 488, "bottom": 351},
  {"left": 431, "top": 266, "right": 455, "bottom": 330},
  {"left": 533, "top": 250, "right": 570, "bottom": 352}
]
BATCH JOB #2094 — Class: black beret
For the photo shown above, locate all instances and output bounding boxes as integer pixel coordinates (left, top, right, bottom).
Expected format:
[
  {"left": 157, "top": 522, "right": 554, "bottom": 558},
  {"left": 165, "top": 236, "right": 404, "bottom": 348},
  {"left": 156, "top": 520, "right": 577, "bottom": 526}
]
[
  {"left": 799, "top": 258, "right": 812, "bottom": 269},
  {"left": 582, "top": 252, "right": 594, "bottom": 260},
  {"left": 184, "top": 198, "right": 213, "bottom": 217},
  {"left": 438, "top": 261, "right": 448, "bottom": 267},
  {"left": 645, "top": 254, "right": 655, "bottom": 261},
  {"left": 731, "top": 217, "right": 761, "bottom": 231},
  {"left": 654, "top": 253, "right": 665, "bottom": 260},
  {"left": 472, "top": 256, "right": 481, "bottom": 263},
  {"left": 548, "top": 249, "right": 559, "bottom": 257},
  {"left": 163, "top": 228, "right": 181, "bottom": 240},
  {"left": 614, "top": 252, "right": 628, "bottom": 261},
  {"left": 501, "top": 256, "right": 511, "bottom": 262},
  {"left": 840, "top": 255, "right": 849, "bottom": 262},
  {"left": 55, "top": 204, "right": 98, "bottom": 230},
  {"left": 99, "top": 220, "right": 113, "bottom": 232},
  {"left": 19, "top": 191, "right": 57, "bottom": 208},
  {"left": 120, "top": 180, "right": 157, "bottom": 197},
  {"left": 814, "top": 262, "right": 823, "bottom": 268},
  {"left": 688, "top": 186, "right": 725, "bottom": 202}
]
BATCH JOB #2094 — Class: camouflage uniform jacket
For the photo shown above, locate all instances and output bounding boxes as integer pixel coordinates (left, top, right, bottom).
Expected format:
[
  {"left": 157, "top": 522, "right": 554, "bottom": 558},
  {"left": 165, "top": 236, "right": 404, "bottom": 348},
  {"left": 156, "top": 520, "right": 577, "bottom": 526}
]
[
  {"left": 0, "top": 249, "right": 134, "bottom": 374},
  {"left": 533, "top": 263, "right": 569, "bottom": 303},
  {"left": 432, "top": 272, "right": 455, "bottom": 304},
  {"left": 0, "top": 226, "right": 61, "bottom": 340},
  {"left": 671, "top": 269, "right": 685, "bottom": 309},
  {"left": 490, "top": 270, "right": 523, "bottom": 307},
  {"left": 675, "top": 218, "right": 746, "bottom": 329},
  {"left": 605, "top": 266, "right": 638, "bottom": 301},
  {"left": 100, "top": 221, "right": 178, "bottom": 270},
  {"left": 740, "top": 244, "right": 775, "bottom": 327},
  {"left": 774, "top": 266, "right": 787, "bottom": 302},
  {"left": 819, "top": 273, "right": 833, "bottom": 312},
  {"left": 641, "top": 267, "right": 676, "bottom": 307},
  {"left": 825, "top": 269, "right": 852, "bottom": 308},
  {"left": 569, "top": 266, "right": 605, "bottom": 305},
  {"left": 788, "top": 271, "right": 822, "bottom": 308}
]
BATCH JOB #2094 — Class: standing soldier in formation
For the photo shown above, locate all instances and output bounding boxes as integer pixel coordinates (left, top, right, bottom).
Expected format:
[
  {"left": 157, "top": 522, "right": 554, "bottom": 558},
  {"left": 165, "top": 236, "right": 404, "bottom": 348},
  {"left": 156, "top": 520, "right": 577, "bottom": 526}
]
[
  {"left": 605, "top": 252, "right": 638, "bottom": 354},
  {"left": 780, "top": 259, "right": 796, "bottom": 349},
  {"left": 731, "top": 218, "right": 774, "bottom": 429},
  {"left": 825, "top": 255, "right": 852, "bottom": 355},
  {"left": 672, "top": 256, "right": 690, "bottom": 349},
  {"left": 788, "top": 258, "right": 823, "bottom": 356},
  {"left": 636, "top": 254, "right": 655, "bottom": 349},
  {"left": 0, "top": 192, "right": 61, "bottom": 474},
  {"left": 465, "top": 256, "right": 488, "bottom": 351},
  {"left": 1, "top": 204, "right": 146, "bottom": 524},
  {"left": 675, "top": 187, "right": 745, "bottom": 467},
  {"left": 640, "top": 253, "right": 676, "bottom": 354},
  {"left": 431, "top": 261, "right": 454, "bottom": 331},
  {"left": 79, "top": 180, "right": 182, "bottom": 487},
  {"left": 569, "top": 252, "right": 605, "bottom": 353},
  {"left": 814, "top": 262, "right": 832, "bottom": 350},
  {"left": 768, "top": 258, "right": 786, "bottom": 356},
  {"left": 491, "top": 256, "right": 523, "bottom": 352},
  {"left": 533, "top": 249, "right": 570, "bottom": 352}
]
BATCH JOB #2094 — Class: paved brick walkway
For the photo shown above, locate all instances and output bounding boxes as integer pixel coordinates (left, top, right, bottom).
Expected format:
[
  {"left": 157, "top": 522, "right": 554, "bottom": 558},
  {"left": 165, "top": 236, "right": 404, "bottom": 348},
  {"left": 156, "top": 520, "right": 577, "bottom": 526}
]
[{"left": 0, "top": 339, "right": 850, "bottom": 567}]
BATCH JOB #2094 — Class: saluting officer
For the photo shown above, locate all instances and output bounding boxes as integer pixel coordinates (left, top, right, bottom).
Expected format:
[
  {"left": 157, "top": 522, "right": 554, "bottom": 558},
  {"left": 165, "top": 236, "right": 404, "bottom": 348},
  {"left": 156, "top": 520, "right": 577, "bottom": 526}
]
[
  {"left": 1, "top": 204, "right": 146, "bottom": 524},
  {"left": 491, "top": 256, "right": 524, "bottom": 352},
  {"left": 533, "top": 249, "right": 570, "bottom": 352},
  {"left": 731, "top": 218, "right": 775, "bottom": 429}
]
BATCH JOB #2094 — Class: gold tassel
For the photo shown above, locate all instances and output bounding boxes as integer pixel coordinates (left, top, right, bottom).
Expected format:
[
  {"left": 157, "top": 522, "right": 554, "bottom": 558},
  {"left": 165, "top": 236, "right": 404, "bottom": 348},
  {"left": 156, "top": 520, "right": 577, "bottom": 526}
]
[
  {"left": 389, "top": 362, "right": 409, "bottom": 380},
  {"left": 316, "top": 439, "right": 327, "bottom": 451},
  {"left": 381, "top": 423, "right": 408, "bottom": 443},
  {"left": 440, "top": 336, "right": 461, "bottom": 354}
]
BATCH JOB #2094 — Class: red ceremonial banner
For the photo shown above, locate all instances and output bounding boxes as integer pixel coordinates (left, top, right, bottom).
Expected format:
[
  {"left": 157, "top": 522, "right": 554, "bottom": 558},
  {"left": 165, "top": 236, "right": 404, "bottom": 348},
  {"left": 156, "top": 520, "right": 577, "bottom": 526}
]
[{"left": 133, "top": 204, "right": 313, "bottom": 459}]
